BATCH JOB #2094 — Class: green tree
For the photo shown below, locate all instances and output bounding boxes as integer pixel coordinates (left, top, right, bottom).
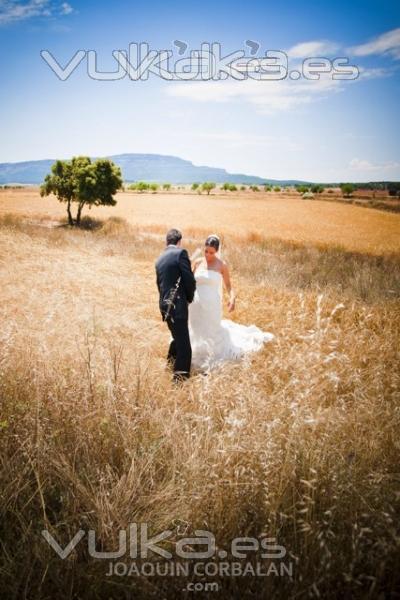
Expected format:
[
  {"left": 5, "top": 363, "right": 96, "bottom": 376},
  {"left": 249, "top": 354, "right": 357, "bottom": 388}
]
[
  {"left": 149, "top": 183, "right": 159, "bottom": 193},
  {"left": 296, "top": 185, "right": 310, "bottom": 194},
  {"left": 220, "top": 182, "right": 237, "bottom": 191},
  {"left": 162, "top": 183, "right": 171, "bottom": 191},
  {"left": 191, "top": 182, "right": 199, "bottom": 191},
  {"left": 388, "top": 182, "right": 400, "bottom": 197},
  {"left": 40, "top": 156, "right": 122, "bottom": 226},
  {"left": 201, "top": 182, "right": 216, "bottom": 195},
  {"left": 240, "top": 185, "right": 246, "bottom": 191},
  {"left": 135, "top": 181, "right": 149, "bottom": 192},
  {"left": 250, "top": 185, "right": 260, "bottom": 192},
  {"left": 340, "top": 183, "right": 355, "bottom": 198},
  {"left": 311, "top": 184, "right": 324, "bottom": 193},
  {"left": 274, "top": 186, "right": 281, "bottom": 192}
]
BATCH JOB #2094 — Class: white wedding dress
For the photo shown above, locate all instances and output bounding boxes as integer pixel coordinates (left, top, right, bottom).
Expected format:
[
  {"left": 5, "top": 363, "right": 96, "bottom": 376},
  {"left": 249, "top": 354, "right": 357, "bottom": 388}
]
[{"left": 188, "top": 263, "right": 274, "bottom": 372}]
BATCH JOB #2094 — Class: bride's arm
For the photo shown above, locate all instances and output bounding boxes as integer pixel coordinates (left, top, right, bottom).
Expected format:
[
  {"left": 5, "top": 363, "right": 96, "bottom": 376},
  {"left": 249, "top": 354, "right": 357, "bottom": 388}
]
[
  {"left": 192, "top": 257, "right": 203, "bottom": 273},
  {"left": 221, "top": 262, "right": 236, "bottom": 312},
  {"left": 190, "top": 248, "right": 203, "bottom": 270}
]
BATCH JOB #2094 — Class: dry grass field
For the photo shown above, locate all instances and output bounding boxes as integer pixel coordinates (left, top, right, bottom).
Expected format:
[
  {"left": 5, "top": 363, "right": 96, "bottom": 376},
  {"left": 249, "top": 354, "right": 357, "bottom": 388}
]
[
  {"left": 1, "top": 186, "right": 399, "bottom": 254},
  {"left": 0, "top": 187, "right": 400, "bottom": 599}
]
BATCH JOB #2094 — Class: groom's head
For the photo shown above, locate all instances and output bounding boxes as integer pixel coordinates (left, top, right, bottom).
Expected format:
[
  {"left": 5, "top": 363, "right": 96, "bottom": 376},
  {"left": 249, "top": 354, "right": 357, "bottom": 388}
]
[{"left": 166, "top": 228, "right": 182, "bottom": 246}]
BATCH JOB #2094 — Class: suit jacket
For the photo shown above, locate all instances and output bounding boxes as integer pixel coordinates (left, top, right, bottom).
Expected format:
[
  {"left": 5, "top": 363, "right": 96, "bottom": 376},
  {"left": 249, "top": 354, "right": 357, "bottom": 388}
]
[{"left": 155, "top": 245, "right": 196, "bottom": 321}]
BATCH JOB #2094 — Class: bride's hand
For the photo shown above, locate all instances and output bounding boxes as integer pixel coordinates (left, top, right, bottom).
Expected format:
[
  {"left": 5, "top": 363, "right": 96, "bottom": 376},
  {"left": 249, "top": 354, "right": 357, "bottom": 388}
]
[{"left": 228, "top": 299, "right": 235, "bottom": 312}]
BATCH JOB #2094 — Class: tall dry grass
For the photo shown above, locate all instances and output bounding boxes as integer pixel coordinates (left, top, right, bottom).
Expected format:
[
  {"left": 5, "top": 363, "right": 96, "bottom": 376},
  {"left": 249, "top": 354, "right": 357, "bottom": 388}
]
[{"left": 0, "top": 213, "right": 399, "bottom": 599}]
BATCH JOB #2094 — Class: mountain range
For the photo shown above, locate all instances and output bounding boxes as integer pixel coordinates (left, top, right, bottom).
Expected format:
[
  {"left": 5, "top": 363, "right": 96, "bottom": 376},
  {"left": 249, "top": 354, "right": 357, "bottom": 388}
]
[{"left": 0, "top": 153, "right": 309, "bottom": 186}]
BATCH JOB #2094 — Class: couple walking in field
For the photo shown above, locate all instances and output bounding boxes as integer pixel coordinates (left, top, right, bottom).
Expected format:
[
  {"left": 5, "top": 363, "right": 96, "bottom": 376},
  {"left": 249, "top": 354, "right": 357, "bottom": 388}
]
[{"left": 155, "top": 228, "right": 274, "bottom": 382}]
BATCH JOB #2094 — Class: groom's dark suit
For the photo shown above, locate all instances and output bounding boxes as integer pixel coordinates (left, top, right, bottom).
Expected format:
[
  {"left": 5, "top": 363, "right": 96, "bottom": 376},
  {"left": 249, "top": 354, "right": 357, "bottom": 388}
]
[{"left": 155, "top": 245, "right": 196, "bottom": 380}]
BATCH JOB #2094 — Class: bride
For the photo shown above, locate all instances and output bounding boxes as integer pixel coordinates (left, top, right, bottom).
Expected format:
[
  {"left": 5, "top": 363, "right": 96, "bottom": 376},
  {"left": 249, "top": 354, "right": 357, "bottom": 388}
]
[{"left": 189, "top": 234, "right": 274, "bottom": 372}]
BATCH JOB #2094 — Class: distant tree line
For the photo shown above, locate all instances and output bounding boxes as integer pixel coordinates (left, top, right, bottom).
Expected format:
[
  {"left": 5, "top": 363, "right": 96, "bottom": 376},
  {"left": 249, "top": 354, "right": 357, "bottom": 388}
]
[
  {"left": 123, "top": 181, "right": 400, "bottom": 198},
  {"left": 0, "top": 184, "right": 26, "bottom": 189},
  {"left": 319, "top": 181, "right": 400, "bottom": 195},
  {"left": 127, "top": 182, "right": 171, "bottom": 192}
]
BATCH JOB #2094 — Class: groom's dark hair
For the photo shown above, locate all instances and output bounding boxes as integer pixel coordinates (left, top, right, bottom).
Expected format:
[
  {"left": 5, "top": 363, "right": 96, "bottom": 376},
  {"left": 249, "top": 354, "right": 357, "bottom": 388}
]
[{"left": 166, "top": 228, "right": 182, "bottom": 246}]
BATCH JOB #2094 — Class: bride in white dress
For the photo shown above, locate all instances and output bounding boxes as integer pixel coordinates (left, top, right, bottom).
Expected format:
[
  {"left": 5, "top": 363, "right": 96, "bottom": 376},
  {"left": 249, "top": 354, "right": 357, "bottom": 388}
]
[{"left": 189, "top": 234, "right": 274, "bottom": 372}]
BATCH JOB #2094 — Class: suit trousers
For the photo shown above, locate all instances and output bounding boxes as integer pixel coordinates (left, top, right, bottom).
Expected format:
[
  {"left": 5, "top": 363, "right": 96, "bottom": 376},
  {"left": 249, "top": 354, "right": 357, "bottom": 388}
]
[{"left": 166, "top": 317, "right": 192, "bottom": 380}]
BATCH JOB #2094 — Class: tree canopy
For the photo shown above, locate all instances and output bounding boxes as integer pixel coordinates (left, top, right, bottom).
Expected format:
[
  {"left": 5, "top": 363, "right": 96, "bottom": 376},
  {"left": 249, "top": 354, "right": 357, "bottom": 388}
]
[
  {"left": 340, "top": 183, "right": 355, "bottom": 198},
  {"left": 40, "top": 156, "right": 123, "bottom": 226}
]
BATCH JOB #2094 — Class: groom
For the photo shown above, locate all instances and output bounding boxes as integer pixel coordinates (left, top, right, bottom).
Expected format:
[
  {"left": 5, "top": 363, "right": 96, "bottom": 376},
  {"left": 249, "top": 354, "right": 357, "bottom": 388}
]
[{"left": 155, "top": 229, "right": 196, "bottom": 382}]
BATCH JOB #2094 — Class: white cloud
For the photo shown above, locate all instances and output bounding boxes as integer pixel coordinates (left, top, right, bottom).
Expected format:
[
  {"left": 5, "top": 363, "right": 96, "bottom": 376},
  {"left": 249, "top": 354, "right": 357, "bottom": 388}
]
[
  {"left": 356, "top": 66, "right": 396, "bottom": 80},
  {"left": 287, "top": 40, "right": 339, "bottom": 58},
  {"left": 166, "top": 30, "right": 400, "bottom": 116},
  {"left": 167, "top": 75, "right": 346, "bottom": 115},
  {"left": 348, "top": 27, "right": 400, "bottom": 60},
  {"left": 60, "top": 2, "right": 73, "bottom": 15},
  {"left": 0, "top": 0, "right": 49, "bottom": 24},
  {"left": 166, "top": 40, "right": 396, "bottom": 116},
  {"left": 349, "top": 158, "right": 400, "bottom": 172},
  {"left": 0, "top": 0, "right": 74, "bottom": 24}
]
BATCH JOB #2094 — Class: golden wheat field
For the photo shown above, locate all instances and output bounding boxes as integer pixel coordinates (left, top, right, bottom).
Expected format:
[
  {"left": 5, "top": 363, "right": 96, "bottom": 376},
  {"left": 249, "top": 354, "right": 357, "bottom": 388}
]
[
  {"left": 1, "top": 186, "right": 399, "bottom": 254},
  {"left": 0, "top": 187, "right": 400, "bottom": 599}
]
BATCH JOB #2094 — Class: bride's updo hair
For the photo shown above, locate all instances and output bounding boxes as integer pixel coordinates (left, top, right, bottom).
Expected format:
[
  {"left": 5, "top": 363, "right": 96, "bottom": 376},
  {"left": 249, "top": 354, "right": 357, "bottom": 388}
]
[{"left": 205, "top": 234, "right": 220, "bottom": 251}]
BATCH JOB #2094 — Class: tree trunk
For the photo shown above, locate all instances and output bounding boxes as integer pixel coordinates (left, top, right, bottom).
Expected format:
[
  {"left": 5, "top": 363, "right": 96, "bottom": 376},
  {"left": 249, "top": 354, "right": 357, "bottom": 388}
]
[
  {"left": 76, "top": 202, "right": 84, "bottom": 226},
  {"left": 67, "top": 199, "right": 73, "bottom": 226}
]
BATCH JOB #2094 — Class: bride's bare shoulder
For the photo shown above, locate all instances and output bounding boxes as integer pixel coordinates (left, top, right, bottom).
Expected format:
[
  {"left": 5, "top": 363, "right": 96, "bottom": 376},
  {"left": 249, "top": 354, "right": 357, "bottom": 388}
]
[{"left": 219, "top": 258, "right": 229, "bottom": 271}]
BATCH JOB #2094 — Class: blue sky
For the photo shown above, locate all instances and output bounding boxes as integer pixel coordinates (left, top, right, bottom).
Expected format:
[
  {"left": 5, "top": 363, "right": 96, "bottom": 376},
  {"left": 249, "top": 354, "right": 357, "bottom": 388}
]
[{"left": 0, "top": 0, "right": 399, "bottom": 182}]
